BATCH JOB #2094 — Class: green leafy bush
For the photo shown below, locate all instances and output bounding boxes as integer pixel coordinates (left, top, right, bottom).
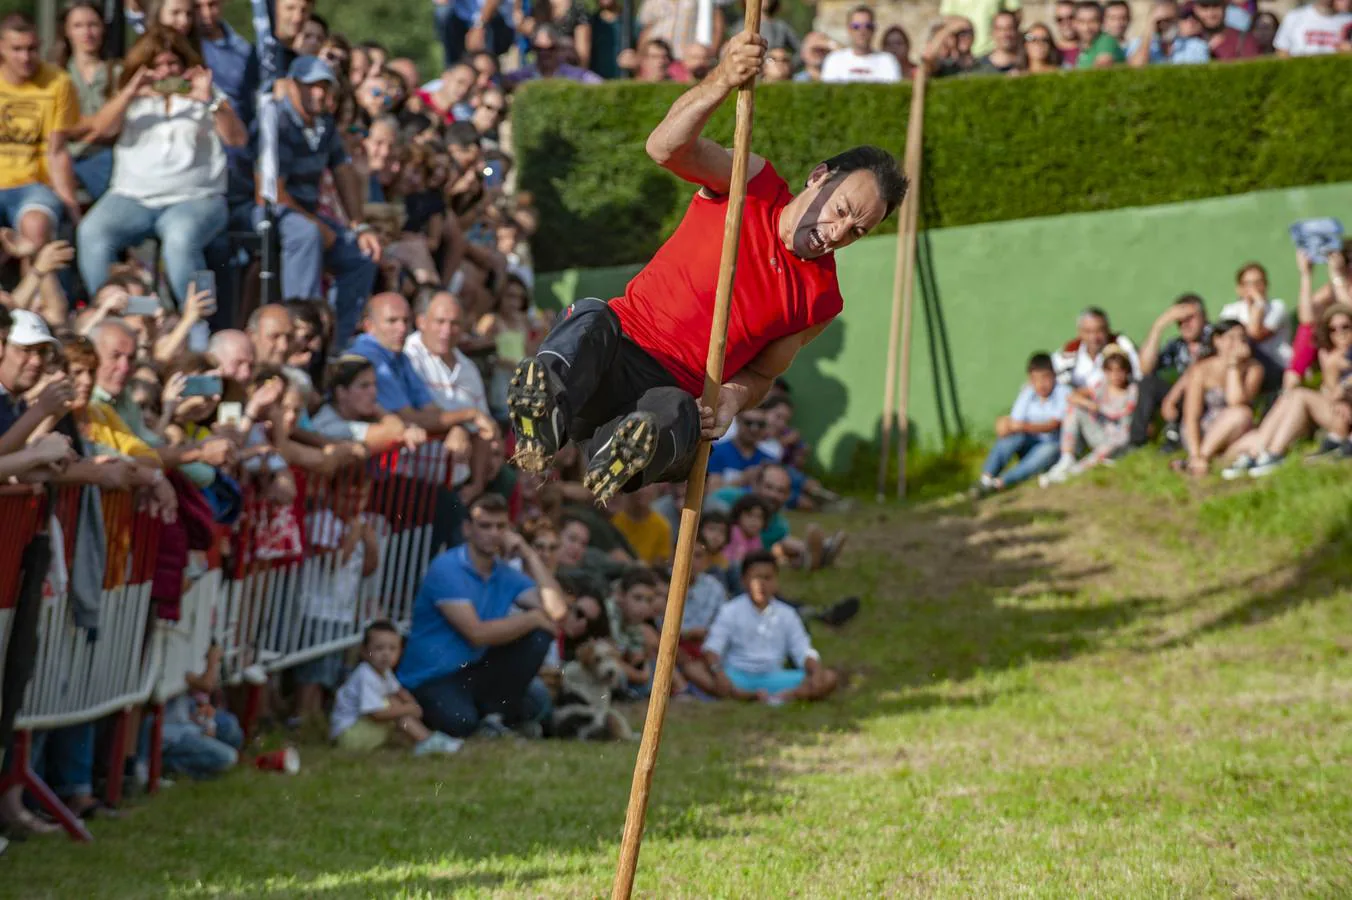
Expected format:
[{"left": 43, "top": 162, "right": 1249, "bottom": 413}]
[{"left": 515, "top": 56, "right": 1352, "bottom": 272}]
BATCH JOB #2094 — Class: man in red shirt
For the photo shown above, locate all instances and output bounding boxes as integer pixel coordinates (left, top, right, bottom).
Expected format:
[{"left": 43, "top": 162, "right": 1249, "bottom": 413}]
[{"left": 508, "top": 32, "right": 906, "bottom": 502}]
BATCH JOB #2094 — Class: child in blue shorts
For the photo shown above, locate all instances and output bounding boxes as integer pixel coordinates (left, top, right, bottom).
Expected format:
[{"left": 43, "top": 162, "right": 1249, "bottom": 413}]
[{"left": 703, "top": 550, "right": 840, "bottom": 705}]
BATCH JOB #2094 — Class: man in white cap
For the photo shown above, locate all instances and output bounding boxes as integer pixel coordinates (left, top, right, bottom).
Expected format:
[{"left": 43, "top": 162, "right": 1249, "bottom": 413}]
[{"left": 0, "top": 308, "right": 75, "bottom": 478}]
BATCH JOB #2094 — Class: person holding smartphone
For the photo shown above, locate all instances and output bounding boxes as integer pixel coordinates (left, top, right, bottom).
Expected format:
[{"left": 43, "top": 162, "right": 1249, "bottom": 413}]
[{"left": 73, "top": 25, "right": 246, "bottom": 308}]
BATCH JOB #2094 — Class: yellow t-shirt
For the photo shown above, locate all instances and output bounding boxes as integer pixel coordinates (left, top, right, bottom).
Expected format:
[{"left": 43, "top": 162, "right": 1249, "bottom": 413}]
[
  {"left": 611, "top": 509, "right": 674, "bottom": 566},
  {"left": 83, "top": 401, "right": 160, "bottom": 465},
  {"left": 0, "top": 63, "right": 79, "bottom": 190}
]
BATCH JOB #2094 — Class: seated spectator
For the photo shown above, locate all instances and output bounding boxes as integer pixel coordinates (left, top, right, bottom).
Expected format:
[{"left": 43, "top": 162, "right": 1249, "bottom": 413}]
[
  {"left": 610, "top": 486, "right": 673, "bottom": 566},
  {"left": 418, "top": 62, "right": 476, "bottom": 124},
  {"left": 1131, "top": 293, "right": 1211, "bottom": 450},
  {"left": 704, "top": 551, "right": 839, "bottom": 704},
  {"left": 50, "top": 1, "right": 119, "bottom": 202},
  {"left": 823, "top": 6, "right": 903, "bottom": 82},
  {"left": 160, "top": 644, "right": 244, "bottom": 778},
  {"left": 330, "top": 620, "right": 462, "bottom": 754},
  {"left": 1193, "top": 0, "right": 1260, "bottom": 58},
  {"left": 1073, "top": 0, "right": 1126, "bottom": 68},
  {"left": 76, "top": 27, "right": 245, "bottom": 306},
  {"left": 1288, "top": 248, "right": 1351, "bottom": 388},
  {"left": 1223, "top": 303, "right": 1352, "bottom": 476},
  {"left": 710, "top": 464, "right": 844, "bottom": 572},
  {"left": 671, "top": 42, "right": 715, "bottom": 82},
  {"left": 726, "top": 494, "right": 769, "bottom": 565},
  {"left": 795, "top": 31, "right": 838, "bottom": 82},
  {"left": 258, "top": 56, "right": 380, "bottom": 350},
  {"left": 1250, "top": 11, "right": 1280, "bottom": 55},
  {"left": 1040, "top": 346, "right": 1138, "bottom": 485},
  {"left": 1, "top": 232, "right": 75, "bottom": 326},
  {"left": 673, "top": 537, "right": 728, "bottom": 695},
  {"left": 197, "top": 0, "right": 258, "bottom": 127},
  {"left": 977, "top": 11, "right": 1025, "bottom": 73},
  {"left": 606, "top": 567, "right": 660, "bottom": 692},
  {"left": 762, "top": 47, "right": 795, "bottom": 82},
  {"left": 1104, "top": 0, "right": 1132, "bottom": 47},
  {"left": 311, "top": 356, "right": 427, "bottom": 452},
  {"left": 625, "top": 37, "right": 675, "bottom": 82},
  {"left": 207, "top": 327, "right": 254, "bottom": 383},
  {"left": 1053, "top": 307, "right": 1141, "bottom": 389},
  {"left": 698, "top": 509, "right": 731, "bottom": 570},
  {"left": 636, "top": 0, "right": 724, "bottom": 71},
  {"left": 1128, "top": 0, "right": 1211, "bottom": 65},
  {"left": 507, "top": 25, "right": 603, "bottom": 87},
  {"left": 398, "top": 494, "right": 565, "bottom": 738},
  {"left": 879, "top": 26, "right": 916, "bottom": 78},
  {"left": 708, "top": 407, "right": 775, "bottom": 490},
  {"left": 1178, "top": 319, "right": 1264, "bottom": 476},
  {"left": 972, "top": 352, "right": 1070, "bottom": 496},
  {"left": 1054, "top": 0, "right": 1081, "bottom": 62},
  {"left": 1274, "top": 0, "right": 1351, "bottom": 56},
  {"left": 293, "top": 13, "right": 326, "bottom": 57},
  {"left": 0, "top": 14, "right": 81, "bottom": 257},
  {"left": 925, "top": 15, "right": 980, "bottom": 76},
  {"left": 1022, "top": 22, "right": 1065, "bottom": 72},
  {"left": 1220, "top": 261, "right": 1292, "bottom": 377}
]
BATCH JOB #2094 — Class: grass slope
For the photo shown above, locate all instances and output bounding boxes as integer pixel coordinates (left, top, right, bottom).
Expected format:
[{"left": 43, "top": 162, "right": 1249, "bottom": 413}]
[{"left": 6, "top": 455, "right": 1352, "bottom": 898}]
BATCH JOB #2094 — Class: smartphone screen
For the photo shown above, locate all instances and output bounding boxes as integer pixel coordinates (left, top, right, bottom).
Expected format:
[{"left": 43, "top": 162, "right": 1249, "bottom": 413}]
[
  {"left": 191, "top": 270, "right": 218, "bottom": 315},
  {"left": 217, "top": 401, "right": 243, "bottom": 427},
  {"left": 182, "top": 374, "right": 223, "bottom": 398},
  {"left": 124, "top": 294, "right": 161, "bottom": 317}
]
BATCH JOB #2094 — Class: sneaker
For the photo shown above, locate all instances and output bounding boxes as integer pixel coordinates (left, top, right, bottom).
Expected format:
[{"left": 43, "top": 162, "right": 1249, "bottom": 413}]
[
  {"left": 507, "top": 358, "right": 567, "bottom": 474},
  {"left": 510, "top": 720, "right": 544, "bottom": 740},
  {"left": 818, "top": 531, "right": 848, "bottom": 568},
  {"left": 1248, "top": 451, "right": 1285, "bottom": 478},
  {"left": 1220, "top": 454, "right": 1255, "bottom": 480},
  {"left": 582, "top": 411, "right": 658, "bottom": 505},
  {"left": 473, "top": 713, "right": 512, "bottom": 739},
  {"left": 1304, "top": 437, "right": 1345, "bottom": 465},
  {"left": 413, "top": 732, "right": 465, "bottom": 756},
  {"left": 1158, "top": 425, "right": 1183, "bottom": 455},
  {"left": 816, "top": 596, "right": 861, "bottom": 627},
  {"left": 1038, "top": 456, "right": 1074, "bottom": 488}
]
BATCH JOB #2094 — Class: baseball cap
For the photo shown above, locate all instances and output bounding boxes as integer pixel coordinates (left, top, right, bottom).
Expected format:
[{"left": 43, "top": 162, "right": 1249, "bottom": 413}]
[
  {"left": 7, "top": 309, "right": 57, "bottom": 348},
  {"left": 287, "top": 55, "right": 337, "bottom": 86}
]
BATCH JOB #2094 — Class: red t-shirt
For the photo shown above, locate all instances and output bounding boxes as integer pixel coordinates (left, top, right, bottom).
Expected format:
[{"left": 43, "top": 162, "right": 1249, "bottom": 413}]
[{"left": 610, "top": 163, "right": 844, "bottom": 395}]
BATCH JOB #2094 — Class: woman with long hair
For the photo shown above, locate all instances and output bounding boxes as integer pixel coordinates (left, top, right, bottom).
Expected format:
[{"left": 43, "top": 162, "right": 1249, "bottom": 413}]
[
  {"left": 48, "top": 1, "right": 120, "bottom": 200},
  {"left": 1021, "top": 23, "right": 1064, "bottom": 73},
  {"left": 1179, "top": 319, "right": 1265, "bottom": 476},
  {"left": 74, "top": 25, "right": 245, "bottom": 307}
]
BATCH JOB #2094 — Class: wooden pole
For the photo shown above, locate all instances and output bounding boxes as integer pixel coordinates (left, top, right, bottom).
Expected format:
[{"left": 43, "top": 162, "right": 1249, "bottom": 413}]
[
  {"left": 894, "top": 65, "right": 928, "bottom": 500},
  {"left": 610, "top": 4, "right": 763, "bottom": 897}
]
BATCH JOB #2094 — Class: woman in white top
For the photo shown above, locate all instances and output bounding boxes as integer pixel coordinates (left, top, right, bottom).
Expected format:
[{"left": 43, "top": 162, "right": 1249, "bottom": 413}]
[{"left": 74, "top": 25, "right": 245, "bottom": 306}]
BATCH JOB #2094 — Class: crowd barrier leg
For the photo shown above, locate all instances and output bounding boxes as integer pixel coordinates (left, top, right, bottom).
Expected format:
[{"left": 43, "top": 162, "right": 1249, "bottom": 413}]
[
  {"left": 104, "top": 709, "right": 130, "bottom": 808},
  {"left": 147, "top": 703, "right": 163, "bottom": 794},
  {"left": 241, "top": 683, "right": 264, "bottom": 746},
  {"left": 0, "top": 730, "right": 91, "bottom": 842}
]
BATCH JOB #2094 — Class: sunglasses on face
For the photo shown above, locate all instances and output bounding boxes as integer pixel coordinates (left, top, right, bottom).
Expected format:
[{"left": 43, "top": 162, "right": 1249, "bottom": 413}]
[
  {"left": 1026, "top": 33, "right": 1051, "bottom": 43},
  {"left": 1056, "top": 14, "right": 1074, "bottom": 22},
  {"left": 850, "top": 21, "right": 875, "bottom": 30}
]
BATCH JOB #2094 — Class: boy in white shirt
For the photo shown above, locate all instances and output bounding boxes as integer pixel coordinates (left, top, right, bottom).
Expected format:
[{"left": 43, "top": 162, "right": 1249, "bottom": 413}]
[
  {"left": 703, "top": 551, "right": 840, "bottom": 705},
  {"left": 330, "top": 621, "right": 462, "bottom": 755}
]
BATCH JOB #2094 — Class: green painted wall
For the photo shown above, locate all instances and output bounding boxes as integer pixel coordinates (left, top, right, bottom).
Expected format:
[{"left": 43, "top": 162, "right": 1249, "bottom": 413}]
[{"left": 539, "top": 182, "right": 1352, "bottom": 473}]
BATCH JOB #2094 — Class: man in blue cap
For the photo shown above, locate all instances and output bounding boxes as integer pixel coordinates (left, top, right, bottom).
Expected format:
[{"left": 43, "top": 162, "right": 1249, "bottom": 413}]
[{"left": 253, "top": 55, "right": 380, "bottom": 349}]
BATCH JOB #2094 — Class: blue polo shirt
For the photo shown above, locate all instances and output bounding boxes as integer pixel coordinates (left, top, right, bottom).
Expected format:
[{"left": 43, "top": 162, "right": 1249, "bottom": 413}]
[
  {"left": 261, "top": 99, "right": 348, "bottom": 215},
  {"left": 707, "top": 440, "right": 773, "bottom": 481},
  {"left": 348, "top": 333, "right": 433, "bottom": 412},
  {"left": 202, "top": 23, "right": 259, "bottom": 126},
  {"left": 397, "top": 544, "right": 536, "bottom": 689}
]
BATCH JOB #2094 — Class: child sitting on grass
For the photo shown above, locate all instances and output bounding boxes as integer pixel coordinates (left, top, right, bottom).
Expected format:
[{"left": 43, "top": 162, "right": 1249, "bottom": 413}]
[
  {"left": 606, "top": 569, "right": 661, "bottom": 695},
  {"left": 1040, "top": 346, "right": 1138, "bottom": 486},
  {"left": 726, "top": 494, "right": 769, "bottom": 566},
  {"left": 330, "top": 621, "right": 462, "bottom": 755},
  {"left": 160, "top": 643, "right": 244, "bottom": 778},
  {"left": 703, "top": 551, "right": 840, "bottom": 706},
  {"left": 677, "top": 538, "right": 730, "bottom": 696}
]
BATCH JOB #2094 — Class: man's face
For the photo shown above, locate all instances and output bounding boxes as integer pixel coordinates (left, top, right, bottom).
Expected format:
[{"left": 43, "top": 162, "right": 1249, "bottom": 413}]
[
  {"left": 1074, "top": 6, "right": 1104, "bottom": 44},
  {"left": 755, "top": 467, "right": 792, "bottom": 513},
  {"left": 472, "top": 90, "right": 506, "bottom": 134},
  {"left": 992, "top": 13, "right": 1020, "bottom": 52},
  {"left": 196, "top": 0, "right": 223, "bottom": 31},
  {"left": 1029, "top": 368, "right": 1056, "bottom": 399},
  {"left": 364, "top": 122, "right": 396, "bottom": 172},
  {"left": 253, "top": 311, "right": 292, "bottom": 367},
  {"left": 367, "top": 297, "right": 411, "bottom": 351},
  {"left": 95, "top": 329, "right": 136, "bottom": 396},
  {"left": 558, "top": 521, "right": 589, "bottom": 566},
  {"left": 763, "top": 48, "right": 793, "bottom": 82},
  {"left": 416, "top": 293, "right": 463, "bottom": 357},
  {"left": 1178, "top": 303, "right": 1206, "bottom": 342},
  {"left": 640, "top": 42, "right": 671, "bottom": 79},
  {"left": 685, "top": 43, "right": 713, "bottom": 78},
  {"left": 784, "top": 167, "right": 887, "bottom": 259},
  {"left": 274, "top": 0, "right": 311, "bottom": 42},
  {"left": 0, "top": 338, "right": 45, "bottom": 393},
  {"left": 444, "top": 64, "right": 476, "bottom": 104},
  {"left": 744, "top": 562, "right": 779, "bottom": 607},
  {"left": 533, "top": 35, "right": 560, "bottom": 74},
  {"left": 619, "top": 583, "right": 656, "bottom": 623},
  {"left": 1104, "top": 3, "right": 1131, "bottom": 39},
  {"left": 301, "top": 80, "right": 332, "bottom": 116},
  {"left": 472, "top": 53, "right": 497, "bottom": 91},
  {"left": 735, "top": 409, "right": 767, "bottom": 449},
  {"left": 216, "top": 337, "right": 254, "bottom": 384},
  {"left": 1, "top": 28, "right": 40, "bottom": 79},
  {"left": 294, "top": 19, "right": 325, "bottom": 56},
  {"left": 848, "top": 12, "right": 876, "bottom": 53},
  {"left": 1195, "top": 1, "right": 1225, "bottom": 30},
  {"left": 467, "top": 508, "right": 510, "bottom": 558},
  {"left": 1055, "top": 1, "right": 1078, "bottom": 40},
  {"left": 1078, "top": 314, "right": 1109, "bottom": 358}
]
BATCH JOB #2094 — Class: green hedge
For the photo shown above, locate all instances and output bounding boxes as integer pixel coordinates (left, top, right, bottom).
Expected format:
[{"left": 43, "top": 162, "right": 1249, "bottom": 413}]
[{"left": 515, "top": 56, "right": 1352, "bottom": 273}]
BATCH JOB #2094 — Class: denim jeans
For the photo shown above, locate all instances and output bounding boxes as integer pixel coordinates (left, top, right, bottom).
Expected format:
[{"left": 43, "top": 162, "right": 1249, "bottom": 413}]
[
  {"left": 72, "top": 149, "right": 114, "bottom": 202},
  {"left": 252, "top": 206, "right": 377, "bottom": 351},
  {"left": 29, "top": 723, "right": 95, "bottom": 798},
  {"left": 437, "top": 6, "right": 514, "bottom": 69},
  {"left": 77, "top": 193, "right": 228, "bottom": 304},
  {"left": 410, "top": 629, "right": 553, "bottom": 738},
  {"left": 981, "top": 433, "right": 1061, "bottom": 486},
  {"left": 161, "top": 710, "right": 243, "bottom": 778},
  {"left": 0, "top": 182, "right": 63, "bottom": 229}
]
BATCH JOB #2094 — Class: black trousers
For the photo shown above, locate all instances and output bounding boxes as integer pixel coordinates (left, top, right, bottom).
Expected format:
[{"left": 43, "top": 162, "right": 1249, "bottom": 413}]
[
  {"left": 1130, "top": 373, "right": 1175, "bottom": 447},
  {"left": 536, "top": 298, "right": 702, "bottom": 487}
]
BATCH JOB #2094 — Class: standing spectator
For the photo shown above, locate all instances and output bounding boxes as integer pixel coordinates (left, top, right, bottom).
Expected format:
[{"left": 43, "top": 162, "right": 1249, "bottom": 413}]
[
  {"left": 1022, "top": 21, "right": 1064, "bottom": 71},
  {"left": 880, "top": 26, "right": 917, "bottom": 78},
  {"left": 48, "top": 1, "right": 118, "bottom": 202},
  {"left": 924, "top": 15, "right": 980, "bottom": 75},
  {"left": 1129, "top": 0, "right": 1212, "bottom": 64},
  {"left": 76, "top": 27, "right": 246, "bottom": 306},
  {"left": 1250, "top": 12, "right": 1280, "bottom": 54},
  {"left": 941, "top": 0, "right": 1022, "bottom": 57},
  {"left": 794, "top": 31, "right": 838, "bottom": 82},
  {"left": 822, "top": 6, "right": 903, "bottom": 82},
  {"left": 250, "top": 0, "right": 312, "bottom": 92},
  {"left": 0, "top": 14, "right": 81, "bottom": 255},
  {"left": 589, "top": 0, "right": 637, "bottom": 79},
  {"left": 436, "top": 0, "right": 513, "bottom": 71},
  {"left": 1130, "top": 293, "right": 1211, "bottom": 450},
  {"left": 1178, "top": 320, "right": 1264, "bottom": 476},
  {"left": 1104, "top": 0, "right": 1132, "bottom": 47},
  {"left": 972, "top": 352, "right": 1070, "bottom": 496},
  {"left": 628, "top": 38, "right": 676, "bottom": 82},
  {"left": 1054, "top": 0, "right": 1081, "bottom": 62},
  {"left": 398, "top": 493, "right": 566, "bottom": 739},
  {"left": 258, "top": 56, "right": 380, "bottom": 350},
  {"left": 196, "top": 0, "right": 259, "bottom": 127},
  {"left": 1073, "top": 1, "right": 1126, "bottom": 68},
  {"left": 505, "top": 25, "right": 604, "bottom": 87},
  {"left": 1193, "top": 0, "right": 1259, "bottom": 57},
  {"left": 293, "top": 12, "right": 326, "bottom": 57},
  {"left": 637, "top": 0, "right": 722, "bottom": 65},
  {"left": 1219, "top": 262, "right": 1293, "bottom": 369},
  {"left": 757, "top": 0, "right": 801, "bottom": 55},
  {"left": 977, "top": 10, "right": 1025, "bottom": 72},
  {"left": 1274, "top": 0, "right": 1351, "bottom": 55}
]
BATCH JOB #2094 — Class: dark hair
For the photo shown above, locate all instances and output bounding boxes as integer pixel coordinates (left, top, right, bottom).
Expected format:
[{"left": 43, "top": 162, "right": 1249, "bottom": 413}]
[
  {"left": 363, "top": 619, "right": 400, "bottom": 646},
  {"left": 762, "top": 394, "right": 794, "bottom": 412},
  {"left": 700, "top": 510, "right": 730, "bottom": 530},
  {"left": 730, "top": 494, "right": 771, "bottom": 528},
  {"left": 618, "top": 568, "right": 659, "bottom": 593},
  {"left": 1027, "top": 352, "right": 1055, "bottom": 374},
  {"left": 1102, "top": 350, "right": 1132, "bottom": 374},
  {"left": 469, "top": 492, "right": 509, "bottom": 517},
  {"left": 358, "top": 39, "right": 387, "bottom": 54},
  {"left": 327, "top": 356, "right": 374, "bottom": 393},
  {"left": 0, "top": 305, "right": 12, "bottom": 332},
  {"left": 49, "top": 1, "right": 106, "bottom": 68},
  {"left": 1104, "top": 0, "right": 1130, "bottom": 12},
  {"left": 307, "top": 12, "right": 328, "bottom": 33},
  {"left": 1075, "top": 1, "right": 1104, "bottom": 16},
  {"left": 559, "top": 513, "right": 591, "bottom": 538},
  {"left": 1207, "top": 318, "right": 1249, "bottom": 354},
  {"left": 1174, "top": 293, "right": 1207, "bottom": 316},
  {"left": 992, "top": 8, "right": 1018, "bottom": 26},
  {"left": 645, "top": 38, "right": 674, "bottom": 58},
  {"left": 1315, "top": 303, "right": 1352, "bottom": 351},
  {"left": 818, "top": 145, "right": 908, "bottom": 220},
  {"left": 1235, "top": 261, "right": 1267, "bottom": 284},
  {"left": 741, "top": 549, "right": 778, "bottom": 575},
  {"left": 0, "top": 12, "right": 35, "bottom": 34},
  {"left": 120, "top": 25, "right": 202, "bottom": 89},
  {"left": 446, "top": 121, "right": 480, "bottom": 148},
  {"left": 848, "top": 5, "right": 875, "bottom": 22}
]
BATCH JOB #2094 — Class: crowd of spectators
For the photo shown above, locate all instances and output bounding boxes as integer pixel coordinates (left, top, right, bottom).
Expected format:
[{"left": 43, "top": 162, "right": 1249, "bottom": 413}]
[{"left": 974, "top": 247, "right": 1352, "bottom": 495}]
